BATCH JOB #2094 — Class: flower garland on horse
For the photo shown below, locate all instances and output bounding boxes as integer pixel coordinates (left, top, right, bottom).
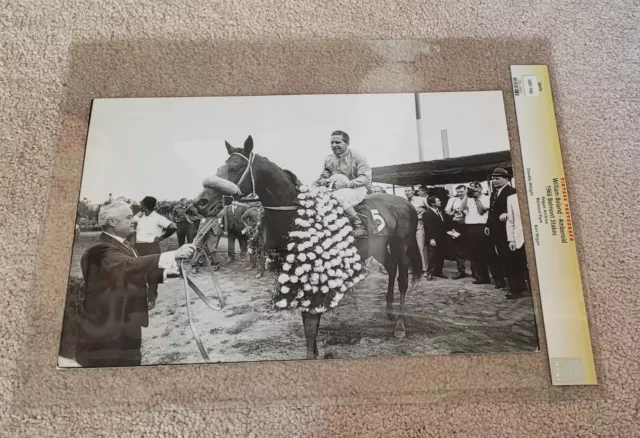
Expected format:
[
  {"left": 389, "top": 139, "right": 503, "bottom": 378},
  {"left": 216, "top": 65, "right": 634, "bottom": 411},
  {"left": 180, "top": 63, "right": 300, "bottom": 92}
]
[{"left": 249, "top": 184, "right": 367, "bottom": 315}]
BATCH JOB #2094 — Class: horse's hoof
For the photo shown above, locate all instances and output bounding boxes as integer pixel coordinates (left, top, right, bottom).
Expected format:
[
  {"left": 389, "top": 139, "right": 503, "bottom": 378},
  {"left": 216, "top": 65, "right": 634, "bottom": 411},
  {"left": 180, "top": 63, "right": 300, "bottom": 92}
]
[
  {"left": 394, "top": 321, "right": 406, "bottom": 338},
  {"left": 385, "top": 305, "right": 396, "bottom": 320},
  {"left": 255, "top": 272, "right": 263, "bottom": 279}
]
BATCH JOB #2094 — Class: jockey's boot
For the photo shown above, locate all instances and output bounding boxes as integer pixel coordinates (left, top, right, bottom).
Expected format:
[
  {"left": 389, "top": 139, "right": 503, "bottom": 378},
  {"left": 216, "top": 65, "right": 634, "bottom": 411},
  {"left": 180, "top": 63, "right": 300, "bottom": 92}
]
[{"left": 344, "top": 206, "right": 369, "bottom": 238}]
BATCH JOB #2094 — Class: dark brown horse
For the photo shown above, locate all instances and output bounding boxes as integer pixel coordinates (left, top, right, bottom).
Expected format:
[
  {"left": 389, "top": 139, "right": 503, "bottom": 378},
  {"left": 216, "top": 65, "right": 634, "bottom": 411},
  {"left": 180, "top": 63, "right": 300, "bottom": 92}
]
[{"left": 194, "top": 135, "right": 423, "bottom": 359}]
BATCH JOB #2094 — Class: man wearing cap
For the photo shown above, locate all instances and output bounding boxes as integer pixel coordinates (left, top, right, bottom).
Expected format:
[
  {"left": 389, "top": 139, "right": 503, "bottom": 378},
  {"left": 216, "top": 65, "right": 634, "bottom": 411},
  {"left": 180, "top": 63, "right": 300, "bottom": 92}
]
[
  {"left": 313, "top": 130, "right": 371, "bottom": 238},
  {"left": 133, "top": 196, "right": 177, "bottom": 309},
  {"left": 485, "top": 168, "right": 516, "bottom": 297},
  {"left": 76, "top": 201, "right": 195, "bottom": 367}
]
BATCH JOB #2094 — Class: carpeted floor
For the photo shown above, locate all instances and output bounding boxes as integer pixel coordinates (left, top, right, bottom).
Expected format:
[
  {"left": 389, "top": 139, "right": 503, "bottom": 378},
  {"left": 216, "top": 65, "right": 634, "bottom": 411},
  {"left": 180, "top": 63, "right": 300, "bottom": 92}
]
[{"left": 1, "top": 2, "right": 639, "bottom": 436}]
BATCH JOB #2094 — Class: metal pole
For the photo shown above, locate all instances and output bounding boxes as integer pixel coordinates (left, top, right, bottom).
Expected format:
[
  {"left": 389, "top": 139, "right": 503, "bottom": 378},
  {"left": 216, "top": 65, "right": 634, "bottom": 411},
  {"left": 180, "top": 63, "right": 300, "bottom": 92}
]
[
  {"left": 441, "top": 129, "right": 453, "bottom": 195},
  {"left": 415, "top": 93, "right": 424, "bottom": 162},
  {"left": 440, "top": 129, "right": 450, "bottom": 158}
]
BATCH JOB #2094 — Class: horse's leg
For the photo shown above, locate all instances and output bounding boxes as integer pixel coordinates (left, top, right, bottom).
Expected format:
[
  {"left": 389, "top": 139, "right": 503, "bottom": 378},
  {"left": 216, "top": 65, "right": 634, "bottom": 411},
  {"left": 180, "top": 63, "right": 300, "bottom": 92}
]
[
  {"left": 301, "top": 312, "right": 321, "bottom": 359},
  {"left": 394, "top": 243, "right": 411, "bottom": 338},
  {"left": 384, "top": 240, "right": 398, "bottom": 320}
]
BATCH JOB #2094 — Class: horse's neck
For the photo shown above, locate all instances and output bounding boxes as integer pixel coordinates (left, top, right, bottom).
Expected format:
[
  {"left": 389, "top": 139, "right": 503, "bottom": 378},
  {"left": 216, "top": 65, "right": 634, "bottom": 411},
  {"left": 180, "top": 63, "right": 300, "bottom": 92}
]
[
  {"left": 253, "top": 157, "right": 297, "bottom": 250},
  {"left": 253, "top": 158, "right": 297, "bottom": 207}
]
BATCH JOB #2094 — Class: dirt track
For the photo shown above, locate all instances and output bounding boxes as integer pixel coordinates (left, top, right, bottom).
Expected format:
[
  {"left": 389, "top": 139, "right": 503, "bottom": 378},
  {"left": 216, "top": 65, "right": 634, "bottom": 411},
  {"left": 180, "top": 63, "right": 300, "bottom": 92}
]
[
  {"left": 140, "top": 237, "right": 539, "bottom": 365},
  {"left": 66, "top": 232, "right": 538, "bottom": 365}
]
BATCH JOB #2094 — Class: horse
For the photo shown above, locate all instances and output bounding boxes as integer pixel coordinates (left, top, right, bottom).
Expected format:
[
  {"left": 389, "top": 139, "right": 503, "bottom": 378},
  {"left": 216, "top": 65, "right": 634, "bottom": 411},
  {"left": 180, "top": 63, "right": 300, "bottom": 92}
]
[{"left": 194, "top": 135, "right": 423, "bottom": 359}]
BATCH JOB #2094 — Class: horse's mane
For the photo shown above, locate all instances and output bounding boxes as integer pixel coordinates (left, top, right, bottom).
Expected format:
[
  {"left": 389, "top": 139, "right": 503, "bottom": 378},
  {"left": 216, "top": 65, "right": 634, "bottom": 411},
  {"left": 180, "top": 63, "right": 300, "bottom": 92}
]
[
  {"left": 258, "top": 154, "right": 301, "bottom": 188},
  {"left": 282, "top": 169, "right": 301, "bottom": 188}
]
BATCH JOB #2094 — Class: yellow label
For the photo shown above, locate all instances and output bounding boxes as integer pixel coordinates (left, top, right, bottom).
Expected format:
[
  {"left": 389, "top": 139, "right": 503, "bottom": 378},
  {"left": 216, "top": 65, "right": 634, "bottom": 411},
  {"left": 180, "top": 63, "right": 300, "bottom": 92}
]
[{"left": 511, "top": 65, "right": 597, "bottom": 385}]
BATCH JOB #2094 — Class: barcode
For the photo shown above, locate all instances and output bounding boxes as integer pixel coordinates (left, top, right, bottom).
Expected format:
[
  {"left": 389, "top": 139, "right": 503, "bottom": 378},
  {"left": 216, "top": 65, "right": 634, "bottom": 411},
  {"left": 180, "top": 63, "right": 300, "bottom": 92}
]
[{"left": 512, "top": 77, "right": 521, "bottom": 96}]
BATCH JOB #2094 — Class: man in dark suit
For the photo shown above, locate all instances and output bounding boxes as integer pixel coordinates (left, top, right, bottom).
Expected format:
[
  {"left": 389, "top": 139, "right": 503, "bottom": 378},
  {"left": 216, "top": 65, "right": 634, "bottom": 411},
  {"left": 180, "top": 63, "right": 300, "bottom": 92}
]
[
  {"left": 485, "top": 167, "right": 518, "bottom": 298},
  {"left": 218, "top": 198, "right": 249, "bottom": 261},
  {"left": 422, "top": 195, "right": 449, "bottom": 281},
  {"left": 75, "top": 201, "right": 195, "bottom": 368}
]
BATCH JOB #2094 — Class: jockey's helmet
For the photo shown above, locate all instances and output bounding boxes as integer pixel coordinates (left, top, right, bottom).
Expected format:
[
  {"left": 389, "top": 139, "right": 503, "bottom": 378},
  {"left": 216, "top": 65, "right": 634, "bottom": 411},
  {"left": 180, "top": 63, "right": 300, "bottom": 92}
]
[
  {"left": 329, "top": 174, "right": 350, "bottom": 184},
  {"left": 327, "top": 174, "right": 350, "bottom": 191}
]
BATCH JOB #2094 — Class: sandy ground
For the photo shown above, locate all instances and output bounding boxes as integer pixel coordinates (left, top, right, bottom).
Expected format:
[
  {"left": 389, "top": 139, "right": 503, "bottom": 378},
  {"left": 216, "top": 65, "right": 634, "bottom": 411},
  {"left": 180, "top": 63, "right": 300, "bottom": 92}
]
[{"left": 66, "top": 232, "right": 539, "bottom": 365}]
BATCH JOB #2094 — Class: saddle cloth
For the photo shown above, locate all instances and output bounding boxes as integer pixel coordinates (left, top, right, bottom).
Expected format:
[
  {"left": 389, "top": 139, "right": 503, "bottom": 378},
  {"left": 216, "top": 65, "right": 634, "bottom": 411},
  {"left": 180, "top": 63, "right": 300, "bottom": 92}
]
[{"left": 354, "top": 200, "right": 390, "bottom": 237}]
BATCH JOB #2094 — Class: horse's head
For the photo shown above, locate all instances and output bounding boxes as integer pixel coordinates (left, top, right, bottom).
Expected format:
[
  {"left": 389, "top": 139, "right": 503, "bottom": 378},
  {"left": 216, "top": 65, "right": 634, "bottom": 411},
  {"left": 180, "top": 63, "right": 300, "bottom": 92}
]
[{"left": 194, "top": 135, "right": 254, "bottom": 217}]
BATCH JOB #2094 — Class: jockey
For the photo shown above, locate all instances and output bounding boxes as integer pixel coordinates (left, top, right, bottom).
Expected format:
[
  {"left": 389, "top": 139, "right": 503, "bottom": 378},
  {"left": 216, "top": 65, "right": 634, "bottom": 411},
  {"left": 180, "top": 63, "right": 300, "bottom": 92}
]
[{"left": 313, "top": 130, "right": 371, "bottom": 238}]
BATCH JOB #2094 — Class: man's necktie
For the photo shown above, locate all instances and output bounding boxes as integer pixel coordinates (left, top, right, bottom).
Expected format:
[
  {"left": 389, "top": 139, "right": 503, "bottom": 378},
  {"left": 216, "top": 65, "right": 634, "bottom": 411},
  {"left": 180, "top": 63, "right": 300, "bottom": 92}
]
[{"left": 121, "top": 239, "right": 138, "bottom": 257}]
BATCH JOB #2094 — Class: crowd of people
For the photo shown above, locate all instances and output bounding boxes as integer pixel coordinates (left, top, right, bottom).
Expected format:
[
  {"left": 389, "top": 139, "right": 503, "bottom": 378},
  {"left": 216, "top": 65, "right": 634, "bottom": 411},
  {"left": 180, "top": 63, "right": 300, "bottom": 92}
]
[{"left": 400, "top": 168, "right": 530, "bottom": 300}]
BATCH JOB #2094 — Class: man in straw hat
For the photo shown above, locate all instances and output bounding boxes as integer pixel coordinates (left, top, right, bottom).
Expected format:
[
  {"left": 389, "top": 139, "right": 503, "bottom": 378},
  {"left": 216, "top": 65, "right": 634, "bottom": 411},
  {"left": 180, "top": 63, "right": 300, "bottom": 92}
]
[
  {"left": 485, "top": 167, "right": 524, "bottom": 299},
  {"left": 313, "top": 130, "right": 372, "bottom": 238}
]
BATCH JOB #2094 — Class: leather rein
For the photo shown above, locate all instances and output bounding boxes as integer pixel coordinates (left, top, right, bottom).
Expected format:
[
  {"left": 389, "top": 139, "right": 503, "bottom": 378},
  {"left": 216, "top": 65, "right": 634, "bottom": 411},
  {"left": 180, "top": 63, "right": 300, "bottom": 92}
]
[
  {"left": 178, "top": 216, "right": 226, "bottom": 362},
  {"left": 179, "top": 152, "right": 298, "bottom": 362}
]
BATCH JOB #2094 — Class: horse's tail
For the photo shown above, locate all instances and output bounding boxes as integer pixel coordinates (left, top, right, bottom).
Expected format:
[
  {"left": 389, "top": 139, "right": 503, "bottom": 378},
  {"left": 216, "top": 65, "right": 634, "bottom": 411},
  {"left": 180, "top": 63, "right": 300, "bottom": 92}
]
[{"left": 407, "top": 230, "right": 424, "bottom": 283}]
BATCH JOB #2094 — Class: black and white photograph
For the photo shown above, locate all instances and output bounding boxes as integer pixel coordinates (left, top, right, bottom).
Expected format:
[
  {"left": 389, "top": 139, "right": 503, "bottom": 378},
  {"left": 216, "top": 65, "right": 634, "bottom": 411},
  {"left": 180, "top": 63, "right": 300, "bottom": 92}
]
[{"left": 57, "top": 90, "right": 539, "bottom": 369}]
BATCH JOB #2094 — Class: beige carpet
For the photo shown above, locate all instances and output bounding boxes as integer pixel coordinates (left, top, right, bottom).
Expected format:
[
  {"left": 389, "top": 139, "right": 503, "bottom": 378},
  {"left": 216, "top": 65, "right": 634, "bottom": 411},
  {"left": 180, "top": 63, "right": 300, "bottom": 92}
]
[{"left": 2, "top": 1, "right": 639, "bottom": 436}]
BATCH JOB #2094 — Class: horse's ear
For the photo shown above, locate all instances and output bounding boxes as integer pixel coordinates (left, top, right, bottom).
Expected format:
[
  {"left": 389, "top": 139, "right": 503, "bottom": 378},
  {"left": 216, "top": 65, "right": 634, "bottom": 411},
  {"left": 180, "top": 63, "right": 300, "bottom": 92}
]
[
  {"left": 225, "top": 141, "right": 234, "bottom": 155},
  {"left": 244, "top": 135, "right": 254, "bottom": 154}
]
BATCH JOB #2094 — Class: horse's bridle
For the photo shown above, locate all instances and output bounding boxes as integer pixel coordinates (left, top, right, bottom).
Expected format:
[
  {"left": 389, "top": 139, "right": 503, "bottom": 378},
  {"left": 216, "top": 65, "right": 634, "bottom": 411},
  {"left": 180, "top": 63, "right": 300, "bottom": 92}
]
[
  {"left": 230, "top": 152, "right": 298, "bottom": 211},
  {"left": 176, "top": 153, "right": 298, "bottom": 362}
]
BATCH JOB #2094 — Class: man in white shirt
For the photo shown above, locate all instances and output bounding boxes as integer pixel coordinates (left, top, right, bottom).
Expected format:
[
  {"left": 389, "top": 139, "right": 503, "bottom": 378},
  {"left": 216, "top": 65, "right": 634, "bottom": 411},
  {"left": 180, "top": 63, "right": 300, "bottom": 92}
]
[
  {"left": 405, "top": 186, "right": 428, "bottom": 271},
  {"left": 133, "top": 196, "right": 177, "bottom": 309},
  {"left": 445, "top": 185, "right": 470, "bottom": 279},
  {"left": 75, "top": 201, "right": 195, "bottom": 367},
  {"left": 461, "top": 181, "right": 503, "bottom": 286}
]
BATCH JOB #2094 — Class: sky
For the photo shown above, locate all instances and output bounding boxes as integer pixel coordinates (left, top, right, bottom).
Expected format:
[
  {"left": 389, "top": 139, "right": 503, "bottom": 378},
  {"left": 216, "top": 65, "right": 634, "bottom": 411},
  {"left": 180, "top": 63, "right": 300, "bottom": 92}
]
[
  {"left": 417, "top": 91, "right": 511, "bottom": 161},
  {"left": 79, "top": 91, "right": 511, "bottom": 204}
]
